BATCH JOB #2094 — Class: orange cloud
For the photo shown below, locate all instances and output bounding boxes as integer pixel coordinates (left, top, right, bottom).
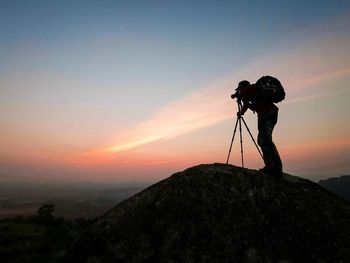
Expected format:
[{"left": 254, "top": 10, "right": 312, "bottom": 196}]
[
  {"left": 76, "top": 26, "right": 350, "bottom": 166},
  {"left": 81, "top": 66, "right": 349, "bottom": 164},
  {"left": 83, "top": 79, "right": 234, "bottom": 156}
]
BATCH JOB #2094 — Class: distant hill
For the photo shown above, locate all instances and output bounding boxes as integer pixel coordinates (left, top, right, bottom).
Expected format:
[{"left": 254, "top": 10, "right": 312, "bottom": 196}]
[
  {"left": 0, "top": 182, "right": 145, "bottom": 219},
  {"left": 319, "top": 175, "right": 350, "bottom": 202},
  {"left": 69, "top": 163, "right": 350, "bottom": 263}
]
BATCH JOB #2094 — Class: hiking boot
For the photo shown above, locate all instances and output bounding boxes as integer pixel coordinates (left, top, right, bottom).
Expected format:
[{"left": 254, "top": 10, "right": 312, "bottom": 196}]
[
  {"left": 260, "top": 167, "right": 283, "bottom": 178},
  {"left": 270, "top": 171, "right": 283, "bottom": 178},
  {"left": 259, "top": 167, "right": 272, "bottom": 173}
]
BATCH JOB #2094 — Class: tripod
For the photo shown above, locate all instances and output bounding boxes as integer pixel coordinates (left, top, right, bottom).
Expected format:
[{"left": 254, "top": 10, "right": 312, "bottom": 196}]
[{"left": 226, "top": 101, "right": 263, "bottom": 167}]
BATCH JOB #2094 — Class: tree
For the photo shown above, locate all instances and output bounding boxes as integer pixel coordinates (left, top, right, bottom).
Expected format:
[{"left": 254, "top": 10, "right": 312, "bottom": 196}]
[{"left": 36, "top": 204, "right": 55, "bottom": 221}]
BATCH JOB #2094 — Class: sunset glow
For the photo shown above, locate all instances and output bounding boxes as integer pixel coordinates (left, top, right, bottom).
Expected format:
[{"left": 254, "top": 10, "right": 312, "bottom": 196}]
[{"left": 1, "top": 1, "right": 350, "bottom": 183}]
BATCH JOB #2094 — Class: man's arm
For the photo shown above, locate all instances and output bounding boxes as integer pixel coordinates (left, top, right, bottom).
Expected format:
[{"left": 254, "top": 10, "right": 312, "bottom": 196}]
[{"left": 237, "top": 101, "right": 251, "bottom": 117}]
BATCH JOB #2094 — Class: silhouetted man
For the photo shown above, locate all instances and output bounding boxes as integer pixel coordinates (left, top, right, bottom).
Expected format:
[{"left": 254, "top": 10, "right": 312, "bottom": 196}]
[{"left": 232, "top": 79, "right": 283, "bottom": 177}]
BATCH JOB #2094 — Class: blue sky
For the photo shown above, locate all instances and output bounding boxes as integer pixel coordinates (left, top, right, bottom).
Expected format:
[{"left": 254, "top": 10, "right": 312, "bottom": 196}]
[
  {"left": 2, "top": 1, "right": 349, "bottom": 84},
  {"left": 2, "top": 0, "right": 349, "bottom": 118},
  {"left": 1, "top": 1, "right": 350, "bottom": 182}
]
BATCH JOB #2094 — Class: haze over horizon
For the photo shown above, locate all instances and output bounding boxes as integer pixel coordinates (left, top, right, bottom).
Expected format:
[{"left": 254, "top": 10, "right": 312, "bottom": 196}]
[{"left": 1, "top": 1, "right": 350, "bottom": 183}]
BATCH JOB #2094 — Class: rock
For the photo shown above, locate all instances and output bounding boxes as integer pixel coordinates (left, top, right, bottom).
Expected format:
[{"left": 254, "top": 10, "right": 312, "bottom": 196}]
[{"left": 69, "top": 163, "right": 350, "bottom": 263}]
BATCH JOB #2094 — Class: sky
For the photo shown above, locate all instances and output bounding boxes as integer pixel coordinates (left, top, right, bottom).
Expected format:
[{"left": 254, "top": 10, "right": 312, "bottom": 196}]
[{"left": 1, "top": 0, "right": 350, "bottom": 183}]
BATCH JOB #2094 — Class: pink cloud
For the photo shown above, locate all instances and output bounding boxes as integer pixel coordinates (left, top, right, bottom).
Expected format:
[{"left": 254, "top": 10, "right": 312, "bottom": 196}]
[{"left": 78, "top": 22, "right": 350, "bottom": 166}]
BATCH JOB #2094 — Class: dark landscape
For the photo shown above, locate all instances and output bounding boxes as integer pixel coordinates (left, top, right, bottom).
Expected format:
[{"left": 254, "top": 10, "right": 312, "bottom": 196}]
[
  {"left": 0, "top": 182, "right": 146, "bottom": 219},
  {"left": 318, "top": 175, "right": 350, "bottom": 202},
  {"left": 1, "top": 174, "right": 349, "bottom": 220},
  {"left": 1, "top": 165, "right": 349, "bottom": 263},
  {"left": 0, "top": 182, "right": 146, "bottom": 263}
]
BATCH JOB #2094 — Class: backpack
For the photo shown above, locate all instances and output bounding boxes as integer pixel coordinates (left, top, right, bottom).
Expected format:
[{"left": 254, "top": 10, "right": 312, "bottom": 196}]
[{"left": 255, "top": 76, "right": 285, "bottom": 103}]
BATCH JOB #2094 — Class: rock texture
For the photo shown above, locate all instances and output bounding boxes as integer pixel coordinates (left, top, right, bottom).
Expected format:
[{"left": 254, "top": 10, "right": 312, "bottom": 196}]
[{"left": 69, "top": 163, "right": 350, "bottom": 263}]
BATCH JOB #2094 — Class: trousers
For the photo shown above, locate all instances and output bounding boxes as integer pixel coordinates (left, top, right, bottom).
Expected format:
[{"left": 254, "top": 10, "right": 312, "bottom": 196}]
[{"left": 257, "top": 109, "right": 283, "bottom": 173}]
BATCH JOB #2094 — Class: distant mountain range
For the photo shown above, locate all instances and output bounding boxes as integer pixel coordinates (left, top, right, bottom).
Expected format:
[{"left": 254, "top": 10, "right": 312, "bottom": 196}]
[
  {"left": 0, "top": 182, "right": 146, "bottom": 219},
  {"left": 318, "top": 175, "right": 350, "bottom": 202}
]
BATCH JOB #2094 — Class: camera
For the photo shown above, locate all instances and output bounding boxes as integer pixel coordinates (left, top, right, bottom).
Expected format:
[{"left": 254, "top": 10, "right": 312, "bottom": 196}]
[
  {"left": 231, "top": 80, "right": 251, "bottom": 101},
  {"left": 231, "top": 91, "right": 238, "bottom": 99},
  {"left": 231, "top": 88, "right": 242, "bottom": 101}
]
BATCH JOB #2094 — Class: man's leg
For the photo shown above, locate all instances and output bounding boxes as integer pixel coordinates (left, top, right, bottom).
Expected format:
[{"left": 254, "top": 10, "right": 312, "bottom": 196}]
[{"left": 257, "top": 111, "right": 283, "bottom": 175}]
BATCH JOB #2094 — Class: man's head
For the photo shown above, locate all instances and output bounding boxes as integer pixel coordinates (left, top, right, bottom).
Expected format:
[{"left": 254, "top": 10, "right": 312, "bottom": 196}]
[{"left": 237, "top": 80, "right": 251, "bottom": 89}]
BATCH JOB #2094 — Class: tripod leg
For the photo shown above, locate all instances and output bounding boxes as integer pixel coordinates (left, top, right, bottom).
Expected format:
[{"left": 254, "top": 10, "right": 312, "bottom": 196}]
[
  {"left": 239, "top": 117, "right": 244, "bottom": 168},
  {"left": 241, "top": 117, "right": 264, "bottom": 159},
  {"left": 226, "top": 117, "right": 239, "bottom": 164}
]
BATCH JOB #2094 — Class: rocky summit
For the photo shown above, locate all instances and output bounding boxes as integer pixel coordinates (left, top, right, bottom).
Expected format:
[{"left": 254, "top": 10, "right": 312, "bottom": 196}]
[{"left": 69, "top": 163, "right": 350, "bottom": 263}]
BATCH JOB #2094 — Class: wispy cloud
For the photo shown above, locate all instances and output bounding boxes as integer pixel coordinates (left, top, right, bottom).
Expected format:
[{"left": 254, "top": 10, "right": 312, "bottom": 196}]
[
  {"left": 79, "top": 23, "right": 350, "bottom": 164},
  {"left": 283, "top": 66, "right": 350, "bottom": 104},
  {"left": 102, "top": 79, "right": 234, "bottom": 153},
  {"left": 94, "top": 68, "right": 349, "bottom": 156}
]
